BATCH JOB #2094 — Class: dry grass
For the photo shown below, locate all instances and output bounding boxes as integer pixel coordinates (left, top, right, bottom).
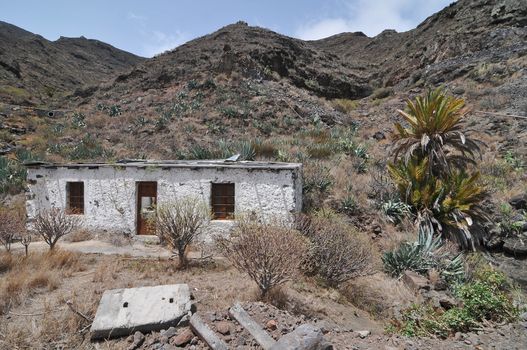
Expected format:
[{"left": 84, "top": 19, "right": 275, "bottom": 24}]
[
  {"left": 342, "top": 273, "right": 416, "bottom": 320},
  {"left": 0, "top": 250, "right": 85, "bottom": 314},
  {"left": 0, "top": 252, "right": 256, "bottom": 348}
]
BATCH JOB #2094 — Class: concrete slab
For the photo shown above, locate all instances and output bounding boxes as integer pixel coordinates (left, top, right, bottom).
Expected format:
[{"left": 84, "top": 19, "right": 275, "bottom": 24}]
[{"left": 90, "top": 284, "right": 193, "bottom": 340}]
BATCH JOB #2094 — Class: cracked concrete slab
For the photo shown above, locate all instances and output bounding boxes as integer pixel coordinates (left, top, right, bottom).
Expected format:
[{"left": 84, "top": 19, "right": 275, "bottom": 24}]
[{"left": 90, "top": 284, "right": 194, "bottom": 340}]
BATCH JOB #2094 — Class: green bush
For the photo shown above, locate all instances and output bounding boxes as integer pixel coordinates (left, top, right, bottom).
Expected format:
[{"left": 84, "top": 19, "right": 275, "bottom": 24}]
[
  {"left": 504, "top": 150, "right": 525, "bottom": 170},
  {"left": 396, "top": 268, "right": 519, "bottom": 337},
  {"left": 302, "top": 162, "right": 333, "bottom": 211},
  {"left": 0, "top": 157, "right": 25, "bottom": 195},
  {"left": 71, "top": 112, "right": 86, "bottom": 129},
  {"left": 0, "top": 148, "right": 39, "bottom": 195},
  {"left": 307, "top": 143, "right": 336, "bottom": 159},
  {"left": 498, "top": 203, "right": 525, "bottom": 236}
]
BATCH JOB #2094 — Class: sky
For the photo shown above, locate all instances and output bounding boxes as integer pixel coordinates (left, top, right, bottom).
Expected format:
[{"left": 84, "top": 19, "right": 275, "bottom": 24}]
[{"left": 1, "top": 0, "right": 454, "bottom": 58}]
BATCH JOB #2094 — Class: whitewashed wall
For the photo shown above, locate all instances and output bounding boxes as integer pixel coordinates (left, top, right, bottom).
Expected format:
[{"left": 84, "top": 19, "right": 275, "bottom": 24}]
[{"left": 26, "top": 165, "right": 302, "bottom": 239}]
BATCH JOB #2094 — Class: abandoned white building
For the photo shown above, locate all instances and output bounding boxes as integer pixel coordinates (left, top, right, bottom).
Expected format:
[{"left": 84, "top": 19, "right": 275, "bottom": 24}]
[{"left": 24, "top": 160, "right": 303, "bottom": 236}]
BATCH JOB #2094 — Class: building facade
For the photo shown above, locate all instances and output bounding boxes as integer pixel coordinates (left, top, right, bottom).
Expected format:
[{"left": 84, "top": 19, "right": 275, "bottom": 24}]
[{"left": 25, "top": 160, "right": 303, "bottom": 237}]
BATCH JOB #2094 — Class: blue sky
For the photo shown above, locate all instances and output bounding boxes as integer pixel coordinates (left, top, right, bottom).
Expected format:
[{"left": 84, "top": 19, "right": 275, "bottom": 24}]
[{"left": 1, "top": 0, "right": 454, "bottom": 57}]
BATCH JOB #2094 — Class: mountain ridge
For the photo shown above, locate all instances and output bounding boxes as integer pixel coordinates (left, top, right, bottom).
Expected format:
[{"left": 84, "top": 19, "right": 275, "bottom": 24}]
[{"left": 0, "top": 20, "right": 145, "bottom": 106}]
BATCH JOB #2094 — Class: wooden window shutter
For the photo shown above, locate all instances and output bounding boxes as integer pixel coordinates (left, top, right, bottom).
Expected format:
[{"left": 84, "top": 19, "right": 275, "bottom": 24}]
[
  {"left": 67, "top": 182, "right": 84, "bottom": 214},
  {"left": 211, "top": 183, "right": 235, "bottom": 220}
]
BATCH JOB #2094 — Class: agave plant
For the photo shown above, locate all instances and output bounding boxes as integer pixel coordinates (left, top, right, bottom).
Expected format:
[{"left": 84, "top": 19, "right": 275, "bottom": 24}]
[
  {"left": 381, "top": 200, "right": 412, "bottom": 224},
  {"left": 383, "top": 229, "right": 464, "bottom": 281},
  {"left": 388, "top": 158, "right": 487, "bottom": 249},
  {"left": 392, "top": 88, "right": 483, "bottom": 176}
]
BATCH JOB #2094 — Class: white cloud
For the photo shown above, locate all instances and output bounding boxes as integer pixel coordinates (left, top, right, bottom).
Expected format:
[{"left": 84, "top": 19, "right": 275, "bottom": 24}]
[
  {"left": 296, "top": 18, "right": 353, "bottom": 40},
  {"left": 127, "top": 12, "right": 147, "bottom": 22},
  {"left": 142, "top": 30, "right": 188, "bottom": 57},
  {"left": 126, "top": 12, "right": 188, "bottom": 57},
  {"left": 295, "top": 0, "right": 452, "bottom": 40}
]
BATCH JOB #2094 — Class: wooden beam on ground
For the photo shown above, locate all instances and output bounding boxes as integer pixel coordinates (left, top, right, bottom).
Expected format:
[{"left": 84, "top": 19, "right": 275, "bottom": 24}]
[
  {"left": 229, "top": 303, "right": 276, "bottom": 350},
  {"left": 189, "top": 314, "right": 228, "bottom": 350}
]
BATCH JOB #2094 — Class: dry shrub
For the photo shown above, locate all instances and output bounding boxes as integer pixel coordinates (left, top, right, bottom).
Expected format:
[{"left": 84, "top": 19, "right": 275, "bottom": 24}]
[
  {"left": 0, "top": 206, "right": 25, "bottom": 252},
  {"left": 342, "top": 273, "right": 415, "bottom": 320},
  {"left": 296, "top": 214, "right": 375, "bottom": 287},
  {"left": 156, "top": 197, "right": 210, "bottom": 268},
  {"left": 217, "top": 218, "right": 307, "bottom": 297},
  {"left": 332, "top": 98, "right": 359, "bottom": 114},
  {"left": 64, "top": 228, "right": 93, "bottom": 242},
  {"left": 33, "top": 208, "right": 79, "bottom": 250},
  {"left": 27, "top": 270, "right": 60, "bottom": 290},
  {"left": 0, "top": 252, "right": 14, "bottom": 273},
  {"left": 43, "top": 249, "right": 84, "bottom": 271},
  {"left": 253, "top": 140, "right": 277, "bottom": 158}
]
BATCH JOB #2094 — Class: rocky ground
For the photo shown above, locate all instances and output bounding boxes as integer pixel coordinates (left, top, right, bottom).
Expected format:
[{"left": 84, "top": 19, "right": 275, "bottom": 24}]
[{"left": 121, "top": 301, "right": 527, "bottom": 350}]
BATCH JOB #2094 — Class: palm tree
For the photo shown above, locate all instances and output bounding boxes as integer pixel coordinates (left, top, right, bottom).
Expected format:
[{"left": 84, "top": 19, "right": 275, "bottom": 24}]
[
  {"left": 388, "top": 158, "right": 488, "bottom": 249},
  {"left": 392, "top": 88, "right": 483, "bottom": 176}
]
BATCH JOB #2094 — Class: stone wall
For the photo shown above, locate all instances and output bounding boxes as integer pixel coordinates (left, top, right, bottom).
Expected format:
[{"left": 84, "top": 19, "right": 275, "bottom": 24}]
[{"left": 26, "top": 164, "right": 302, "bottom": 239}]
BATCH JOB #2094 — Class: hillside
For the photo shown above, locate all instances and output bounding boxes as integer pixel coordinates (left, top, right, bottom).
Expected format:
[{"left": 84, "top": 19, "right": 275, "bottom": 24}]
[
  {"left": 0, "top": 21, "right": 144, "bottom": 106},
  {"left": 47, "top": 0, "right": 524, "bottom": 161}
]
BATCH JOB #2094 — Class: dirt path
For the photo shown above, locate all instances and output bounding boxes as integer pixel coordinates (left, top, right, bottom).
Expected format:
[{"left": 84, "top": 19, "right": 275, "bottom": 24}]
[{"left": 9, "top": 238, "right": 173, "bottom": 258}]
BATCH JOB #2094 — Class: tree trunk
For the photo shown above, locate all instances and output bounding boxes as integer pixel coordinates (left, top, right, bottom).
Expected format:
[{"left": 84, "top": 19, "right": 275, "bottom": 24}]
[{"left": 178, "top": 247, "right": 187, "bottom": 268}]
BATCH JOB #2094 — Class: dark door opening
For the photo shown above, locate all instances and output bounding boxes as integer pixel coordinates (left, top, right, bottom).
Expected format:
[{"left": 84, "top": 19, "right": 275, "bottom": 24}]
[{"left": 136, "top": 182, "right": 157, "bottom": 235}]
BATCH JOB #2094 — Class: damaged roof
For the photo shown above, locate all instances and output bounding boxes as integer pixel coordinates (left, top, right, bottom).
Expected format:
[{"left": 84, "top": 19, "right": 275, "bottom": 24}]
[{"left": 23, "top": 159, "right": 302, "bottom": 170}]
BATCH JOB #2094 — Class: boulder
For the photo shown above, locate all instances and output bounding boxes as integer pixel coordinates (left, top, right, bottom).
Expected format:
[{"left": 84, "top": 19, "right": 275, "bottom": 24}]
[
  {"left": 216, "top": 321, "right": 231, "bottom": 335},
  {"left": 172, "top": 328, "right": 194, "bottom": 347},
  {"left": 402, "top": 270, "right": 430, "bottom": 291},
  {"left": 90, "top": 284, "right": 194, "bottom": 340},
  {"left": 127, "top": 331, "right": 144, "bottom": 350},
  {"left": 270, "top": 324, "right": 332, "bottom": 350},
  {"left": 509, "top": 194, "right": 527, "bottom": 210},
  {"left": 503, "top": 237, "right": 527, "bottom": 257},
  {"left": 266, "top": 320, "right": 278, "bottom": 331},
  {"left": 356, "top": 330, "right": 371, "bottom": 338},
  {"left": 162, "top": 326, "right": 177, "bottom": 339},
  {"left": 484, "top": 226, "right": 505, "bottom": 251}
]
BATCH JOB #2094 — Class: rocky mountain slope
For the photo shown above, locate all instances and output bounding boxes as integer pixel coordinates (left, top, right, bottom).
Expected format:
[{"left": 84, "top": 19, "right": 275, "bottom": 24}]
[
  {"left": 53, "top": 0, "right": 524, "bottom": 161},
  {"left": 0, "top": 21, "right": 144, "bottom": 106}
]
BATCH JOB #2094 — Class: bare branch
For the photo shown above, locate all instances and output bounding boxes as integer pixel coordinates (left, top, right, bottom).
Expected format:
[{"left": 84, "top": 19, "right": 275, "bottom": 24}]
[{"left": 33, "top": 208, "right": 79, "bottom": 250}]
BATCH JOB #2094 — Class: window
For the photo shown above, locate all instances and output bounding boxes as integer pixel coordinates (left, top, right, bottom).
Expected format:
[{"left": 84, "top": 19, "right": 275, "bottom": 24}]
[
  {"left": 211, "top": 183, "right": 234, "bottom": 220},
  {"left": 67, "top": 182, "right": 84, "bottom": 214}
]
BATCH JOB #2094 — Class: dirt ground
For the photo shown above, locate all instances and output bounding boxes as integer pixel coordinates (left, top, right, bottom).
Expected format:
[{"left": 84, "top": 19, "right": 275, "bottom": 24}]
[{"left": 1, "top": 243, "right": 526, "bottom": 350}]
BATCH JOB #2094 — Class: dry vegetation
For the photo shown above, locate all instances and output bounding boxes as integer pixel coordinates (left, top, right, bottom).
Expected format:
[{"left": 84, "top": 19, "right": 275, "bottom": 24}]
[
  {"left": 2, "top": 249, "right": 315, "bottom": 349},
  {"left": 0, "top": 250, "right": 85, "bottom": 314},
  {"left": 34, "top": 208, "right": 79, "bottom": 250},
  {"left": 217, "top": 218, "right": 307, "bottom": 297}
]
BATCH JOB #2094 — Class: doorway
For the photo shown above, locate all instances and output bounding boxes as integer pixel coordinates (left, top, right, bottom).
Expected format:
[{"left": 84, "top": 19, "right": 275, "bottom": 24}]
[{"left": 136, "top": 182, "right": 157, "bottom": 235}]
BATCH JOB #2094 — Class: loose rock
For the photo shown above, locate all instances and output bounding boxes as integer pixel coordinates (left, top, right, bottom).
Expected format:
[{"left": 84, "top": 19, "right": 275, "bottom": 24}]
[{"left": 172, "top": 328, "right": 194, "bottom": 347}]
